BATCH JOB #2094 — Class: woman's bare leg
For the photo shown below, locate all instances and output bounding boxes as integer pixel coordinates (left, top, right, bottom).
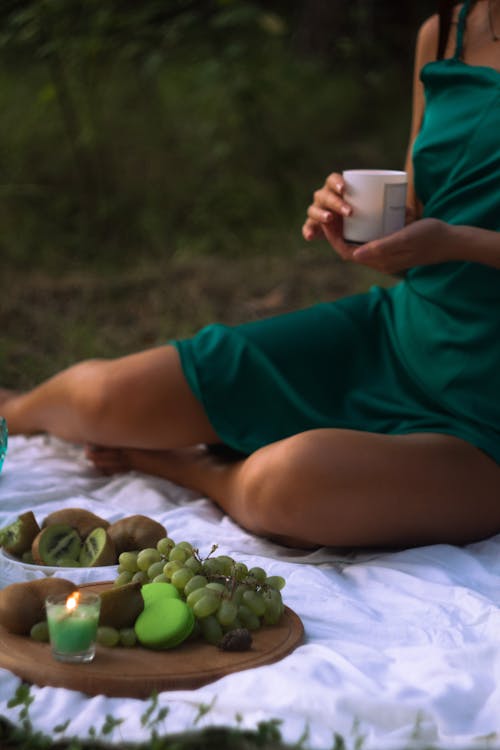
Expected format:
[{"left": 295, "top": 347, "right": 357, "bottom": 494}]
[
  {"left": 87, "top": 430, "right": 500, "bottom": 549},
  {"left": 0, "top": 346, "right": 219, "bottom": 449}
]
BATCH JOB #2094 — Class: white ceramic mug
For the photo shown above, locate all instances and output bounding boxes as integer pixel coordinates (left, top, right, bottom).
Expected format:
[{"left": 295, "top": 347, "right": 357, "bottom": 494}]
[{"left": 342, "top": 169, "right": 408, "bottom": 244}]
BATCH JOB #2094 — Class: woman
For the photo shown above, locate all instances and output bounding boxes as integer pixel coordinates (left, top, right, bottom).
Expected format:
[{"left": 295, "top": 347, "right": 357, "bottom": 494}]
[{"left": 1, "top": 0, "right": 499, "bottom": 549}]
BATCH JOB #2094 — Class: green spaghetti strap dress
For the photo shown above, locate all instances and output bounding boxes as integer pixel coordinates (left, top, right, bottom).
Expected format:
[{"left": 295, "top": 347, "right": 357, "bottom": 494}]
[{"left": 172, "top": 0, "right": 500, "bottom": 464}]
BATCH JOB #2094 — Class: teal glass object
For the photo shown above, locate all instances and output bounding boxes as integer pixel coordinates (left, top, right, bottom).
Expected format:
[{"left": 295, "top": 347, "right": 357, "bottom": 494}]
[{"left": 0, "top": 417, "right": 7, "bottom": 473}]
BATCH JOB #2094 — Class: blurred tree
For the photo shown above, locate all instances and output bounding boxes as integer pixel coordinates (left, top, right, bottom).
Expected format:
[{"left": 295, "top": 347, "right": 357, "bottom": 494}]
[{"left": 0, "top": 0, "right": 439, "bottom": 266}]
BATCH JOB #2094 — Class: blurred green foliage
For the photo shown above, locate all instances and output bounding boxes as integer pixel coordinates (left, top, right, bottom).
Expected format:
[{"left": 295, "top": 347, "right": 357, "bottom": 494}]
[{"left": 0, "top": 0, "right": 435, "bottom": 271}]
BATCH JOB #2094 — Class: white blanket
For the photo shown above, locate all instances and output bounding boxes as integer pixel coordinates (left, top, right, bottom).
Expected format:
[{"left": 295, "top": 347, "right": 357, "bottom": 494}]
[{"left": 0, "top": 435, "right": 499, "bottom": 749}]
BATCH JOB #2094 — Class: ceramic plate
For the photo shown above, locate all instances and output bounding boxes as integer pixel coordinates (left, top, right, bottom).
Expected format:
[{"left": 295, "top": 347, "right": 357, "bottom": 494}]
[{"left": 0, "top": 548, "right": 118, "bottom": 578}]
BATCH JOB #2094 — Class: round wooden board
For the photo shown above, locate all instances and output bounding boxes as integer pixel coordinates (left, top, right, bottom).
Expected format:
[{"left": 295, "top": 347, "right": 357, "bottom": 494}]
[{"left": 0, "top": 581, "right": 304, "bottom": 698}]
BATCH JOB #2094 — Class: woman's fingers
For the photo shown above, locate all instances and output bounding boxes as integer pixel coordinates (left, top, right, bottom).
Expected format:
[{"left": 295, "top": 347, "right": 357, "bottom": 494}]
[
  {"left": 303, "top": 172, "right": 353, "bottom": 244},
  {"left": 302, "top": 219, "right": 324, "bottom": 241},
  {"left": 312, "top": 187, "right": 352, "bottom": 218}
]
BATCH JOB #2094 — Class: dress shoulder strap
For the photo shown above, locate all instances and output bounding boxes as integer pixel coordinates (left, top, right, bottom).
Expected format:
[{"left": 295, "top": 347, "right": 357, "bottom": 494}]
[{"left": 454, "top": 0, "right": 473, "bottom": 59}]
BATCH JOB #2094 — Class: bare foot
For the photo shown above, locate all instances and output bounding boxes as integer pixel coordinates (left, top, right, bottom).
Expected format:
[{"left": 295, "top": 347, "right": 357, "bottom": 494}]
[{"left": 85, "top": 443, "right": 239, "bottom": 486}]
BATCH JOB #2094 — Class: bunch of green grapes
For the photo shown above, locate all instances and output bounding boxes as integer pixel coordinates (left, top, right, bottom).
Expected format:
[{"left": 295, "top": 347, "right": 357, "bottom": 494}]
[{"left": 114, "top": 537, "right": 286, "bottom": 645}]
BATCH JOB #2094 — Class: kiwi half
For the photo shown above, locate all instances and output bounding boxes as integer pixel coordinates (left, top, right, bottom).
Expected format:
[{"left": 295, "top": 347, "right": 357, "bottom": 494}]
[
  {"left": 31, "top": 524, "right": 82, "bottom": 566},
  {"left": 79, "top": 527, "right": 116, "bottom": 567},
  {"left": 99, "top": 581, "right": 144, "bottom": 628},
  {"left": 0, "top": 511, "right": 41, "bottom": 557}
]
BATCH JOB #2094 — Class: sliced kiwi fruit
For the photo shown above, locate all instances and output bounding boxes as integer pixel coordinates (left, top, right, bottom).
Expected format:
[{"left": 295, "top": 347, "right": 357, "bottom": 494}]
[
  {"left": 31, "top": 524, "right": 82, "bottom": 566},
  {"left": 79, "top": 527, "right": 116, "bottom": 567},
  {"left": 99, "top": 580, "right": 144, "bottom": 629},
  {"left": 0, "top": 511, "right": 41, "bottom": 557},
  {"left": 42, "top": 508, "right": 109, "bottom": 539}
]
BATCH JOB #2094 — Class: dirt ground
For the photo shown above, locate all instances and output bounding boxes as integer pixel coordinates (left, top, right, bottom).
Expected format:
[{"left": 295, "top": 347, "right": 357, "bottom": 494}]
[{"left": 1, "top": 247, "right": 393, "bottom": 389}]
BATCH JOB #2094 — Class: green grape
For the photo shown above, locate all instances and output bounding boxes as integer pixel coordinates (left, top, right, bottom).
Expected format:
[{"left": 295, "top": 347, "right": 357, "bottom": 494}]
[
  {"left": 137, "top": 547, "right": 161, "bottom": 572},
  {"left": 262, "top": 589, "right": 284, "bottom": 625},
  {"left": 265, "top": 575, "right": 286, "bottom": 591},
  {"left": 131, "top": 570, "right": 148, "bottom": 584},
  {"left": 242, "top": 589, "right": 266, "bottom": 617},
  {"left": 232, "top": 584, "right": 250, "bottom": 604},
  {"left": 114, "top": 570, "right": 133, "bottom": 586},
  {"left": 171, "top": 566, "right": 194, "bottom": 591},
  {"left": 163, "top": 559, "right": 183, "bottom": 579},
  {"left": 262, "top": 600, "right": 283, "bottom": 625},
  {"left": 233, "top": 562, "right": 248, "bottom": 581},
  {"left": 118, "top": 551, "right": 139, "bottom": 573},
  {"left": 97, "top": 626, "right": 120, "bottom": 647},
  {"left": 214, "top": 555, "right": 234, "bottom": 575},
  {"left": 152, "top": 573, "right": 169, "bottom": 583},
  {"left": 199, "top": 615, "right": 224, "bottom": 645},
  {"left": 184, "top": 574, "right": 208, "bottom": 597},
  {"left": 193, "top": 592, "right": 221, "bottom": 619},
  {"left": 168, "top": 546, "right": 189, "bottom": 563},
  {"left": 147, "top": 560, "right": 165, "bottom": 581},
  {"left": 156, "top": 537, "right": 175, "bottom": 557},
  {"left": 184, "top": 555, "right": 203, "bottom": 574},
  {"left": 119, "top": 628, "right": 137, "bottom": 647},
  {"left": 248, "top": 566, "right": 267, "bottom": 583},
  {"left": 187, "top": 619, "right": 202, "bottom": 641},
  {"left": 202, "top": 558, "right": 222, "bottom": 576},
  {"left": 263, "top": 587, "right": 283, "bottom": 607},
  {"left": 238, "top": 604, "right": 261, "bottom": 631},
  {"left": 205, "top": 581, "right": 227, "bottom": 594},
  {"left": 186, "top": 586, "right": 208, "bottom": 608},
  {"left": 30, "top": 620, "right": 49, "bottom": 642},
  {"left": 216, "top": 599, "right": 238, "bottom": 627},
  {"left": 176, "top": 541, "right": 194, "bottom": 554}
]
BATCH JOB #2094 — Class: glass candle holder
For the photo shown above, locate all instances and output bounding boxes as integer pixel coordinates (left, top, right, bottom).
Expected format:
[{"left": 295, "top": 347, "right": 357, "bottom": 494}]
[
  {"left": 45, "top": 591, "right": 101, "bottom": 664},
  {"left": 0, "top": 417, "right": 7, "bottom": 473}
]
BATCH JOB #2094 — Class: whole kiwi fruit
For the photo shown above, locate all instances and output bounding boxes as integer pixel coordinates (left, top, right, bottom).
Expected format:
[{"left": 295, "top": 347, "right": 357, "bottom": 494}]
[
  {"left": 107, "top": 515, "right": 167, "bottom": 555},
  {"left": 0, "top": 577, "right": 75, "bottom": 635},
  {"left": 42, "top": 508, "right": 109, "bottom": 539}
]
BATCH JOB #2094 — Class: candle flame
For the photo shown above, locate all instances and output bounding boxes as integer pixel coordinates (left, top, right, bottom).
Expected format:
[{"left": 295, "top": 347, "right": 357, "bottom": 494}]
[{"left": 66, "top": 591, "right": 81, "bottom": 611}]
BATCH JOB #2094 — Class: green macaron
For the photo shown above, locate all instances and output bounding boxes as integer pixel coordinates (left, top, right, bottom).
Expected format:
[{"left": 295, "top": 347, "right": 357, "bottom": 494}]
[
  {"left": 134, "top": 597, "right": 195, "bottom": 649},
  {"left": 141, "top": 581, "right": 180, "bottom": 608}
]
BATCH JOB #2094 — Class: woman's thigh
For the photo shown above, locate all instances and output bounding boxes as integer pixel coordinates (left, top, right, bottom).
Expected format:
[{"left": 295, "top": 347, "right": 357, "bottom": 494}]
[{"left": 244, "top": 429, "right": 500, "bottom": 548}]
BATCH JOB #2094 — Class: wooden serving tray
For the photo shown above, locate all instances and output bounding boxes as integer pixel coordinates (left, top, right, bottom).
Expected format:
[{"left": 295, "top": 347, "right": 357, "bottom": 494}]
[{"left": 0, "top": 581, "right": 304, "bottom": 698}]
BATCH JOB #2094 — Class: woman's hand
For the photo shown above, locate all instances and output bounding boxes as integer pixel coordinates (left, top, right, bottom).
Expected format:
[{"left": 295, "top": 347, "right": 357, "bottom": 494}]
[
  {"left": 350, "top": 218, "right": 450, "bottom": 274},
  {"left": 302, "top": 172, "right": 358, "bottom": 261},
  {"left": 303, "top": 174, "right": 452, "bottom": 274}
]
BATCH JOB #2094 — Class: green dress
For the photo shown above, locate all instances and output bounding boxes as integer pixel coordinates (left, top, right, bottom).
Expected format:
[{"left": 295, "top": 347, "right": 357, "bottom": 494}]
[{"left": 173, "top": 0, "right": 500, "bottom": 464}]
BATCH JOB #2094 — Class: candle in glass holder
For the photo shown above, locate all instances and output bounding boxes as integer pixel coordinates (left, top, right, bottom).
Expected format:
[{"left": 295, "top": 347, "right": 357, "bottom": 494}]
[{"left": 45, "top": 590, "right": 101, "bottom": 663}]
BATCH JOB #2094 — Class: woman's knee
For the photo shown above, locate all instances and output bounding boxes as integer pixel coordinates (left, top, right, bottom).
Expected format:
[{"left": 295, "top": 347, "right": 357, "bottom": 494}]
[
  {"left": 65, "top": 358, "right": 115, "bottom": 435},
  {"left": 236, "top": 431, "right": 335, "bottom": 539}
]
